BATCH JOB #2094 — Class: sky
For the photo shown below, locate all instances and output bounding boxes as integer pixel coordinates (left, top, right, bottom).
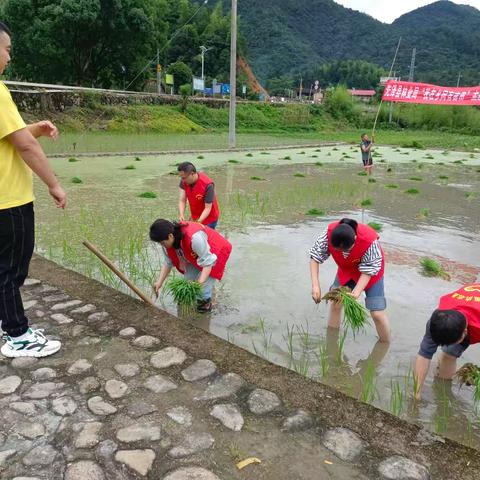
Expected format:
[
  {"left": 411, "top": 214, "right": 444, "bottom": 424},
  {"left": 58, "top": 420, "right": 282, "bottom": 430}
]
[{"left": 334, "top": 0, "right": 480, "bottom": 23}]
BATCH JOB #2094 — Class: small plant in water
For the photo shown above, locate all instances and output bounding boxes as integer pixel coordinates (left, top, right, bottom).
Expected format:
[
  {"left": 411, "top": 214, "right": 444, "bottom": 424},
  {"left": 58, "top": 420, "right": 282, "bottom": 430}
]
[
  {"left": 405, "top": 188, "right": 420, "bottom": 195},
  {"left": 359, "top": 359, "right": 378, "bottom": 404},
  {"left": 250, "top": 176, "right": 265, "bottom": 181},
  {"left": 360, "top": 198, "right": 372, "bottom": 207},
  {"left": 246, "top": 153, "right": 253, "bottom": 157},
  {"left": 357, "top": 171, "right": 368, "bottom": 176},
  {"left": 306, "top": 208, "right": 324, "bottom": 216},
  {"left": 456, "top": 363, "right": 480, "bottom": 403},
  {"left": 283, "top": 155, "right": 291, "bottom": 160},
  {"left": 453, "top": 160, "right": 463, "bottom": 165},
  {"left": 228, "top": 159, "right": 240, "bottom": 164},
  {"left": 323, "top": 287, "right": 369, "bottom": 336},
  {"left": 316, "top": 341, "right": 329, "bottom": 377},
  {"left": 420, "top": 257, "right": 450, "bottom": 280},
  {"left": 387, "top": 167, "right": 393, "bottom": 172},
  {"left": 438, "top": 175, "right": 449, "bottom": 180},
  {"left": 298, "top": 151, "right": 306, "bottom": 155},
  {"left": 315, "top": 161, "right": 323, "bottom": 166},
  {"left": 367, "top": 222, "right": 383, "bottom": 232},
  {"left": 385, "top": 184, "right": 398, "bottom": 189},
  {"left": 368, "top": 178, "right": 376, "bottom": 183},
  {"left": 134, "top": 156, "right": 142, "bottom": 161},
  {"left": 164, "top": 278, "right": 202, "bottom": 314},
  {"left": 332, "top": 147, "right": 339, "bottom": 151},
  {"left": 260, "top": 151, "right": 270, "bottom": 155},
  {"left": 390, "top": 379, "right": 404, "bottom": 416},
  {"left": 465, "top": 192, "right": 476, "bottom": 200},
  {"left": 294, "top": 172, "right": 306, "bottom": 178},
  {"left": 123, "top": 164, "right": 136, "bottom": 170},
  {"left": 138, "top": 191, "right": 157, "bottom": 198},
  {"left": 71, "top": 176, "right": 83, "bottom": 184},
  {"left": 68, "top": 157, "right": 79, "bottom": 162},
  {"left": 310, "top": 154, "right": 318, "bottom": 158},
  {"left": 409, "top": 177, "right": 422, "bottom": 181},
  {"left": 197, "top": 155, "right": 205, "bottom": 159},
  {"left": 416, "top": 208, "right": 430, "bottom": 219}
]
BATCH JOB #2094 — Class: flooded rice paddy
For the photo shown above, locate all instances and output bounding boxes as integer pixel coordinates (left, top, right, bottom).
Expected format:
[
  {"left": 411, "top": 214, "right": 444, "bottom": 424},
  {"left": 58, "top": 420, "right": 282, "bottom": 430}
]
[{"left": 35, "top": 143, "right": 480, "bottom": 447}]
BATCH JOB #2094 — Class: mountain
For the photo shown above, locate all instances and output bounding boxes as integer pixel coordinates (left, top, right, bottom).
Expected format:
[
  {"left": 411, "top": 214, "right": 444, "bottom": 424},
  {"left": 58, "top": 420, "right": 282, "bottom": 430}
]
[{"left": 234, "top": 0, "right": 480, "bottom": 86}]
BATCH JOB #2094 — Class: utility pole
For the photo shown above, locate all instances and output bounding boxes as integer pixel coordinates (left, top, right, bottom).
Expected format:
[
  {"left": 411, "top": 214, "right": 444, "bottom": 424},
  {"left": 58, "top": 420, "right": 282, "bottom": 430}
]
[
  {"left": 389, "top": 70, "right": 396, "bottom": 123},
  {"left": 200, "top": 45, "right": 211, "bottom": 84},
  {"left": 456, "top": 72, "right": 462, "bottom": 87},
  {"left": 408, "top": 47, "right": 416, "bottom": 82},
  {"left": 156, "top": 49, "right": 162, "bottom": 94},
  {"left": 228, "top": 0, "right": 237, "bottom": 149}
]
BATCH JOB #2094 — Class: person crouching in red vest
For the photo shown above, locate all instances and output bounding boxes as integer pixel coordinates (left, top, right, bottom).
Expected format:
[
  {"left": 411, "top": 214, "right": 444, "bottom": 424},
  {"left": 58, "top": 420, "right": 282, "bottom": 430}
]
[
  {"left": 414, "top": 284, "right": 480, "bottom": 400},
  {"left": 309, "top": 218, "right": 391, "bottom": 342},
  {"left": 178, "top": 162, "right": 220, "bottom": 229},
  {"left": 150, "top": 219, "right": 232, "bottom": 312}
]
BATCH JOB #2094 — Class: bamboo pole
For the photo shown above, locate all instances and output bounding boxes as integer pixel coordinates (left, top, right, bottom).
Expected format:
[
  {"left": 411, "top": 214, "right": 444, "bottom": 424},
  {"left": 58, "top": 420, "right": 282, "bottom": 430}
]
[{"left": 82, "top": 240, "right": 155, "bottom": 306}]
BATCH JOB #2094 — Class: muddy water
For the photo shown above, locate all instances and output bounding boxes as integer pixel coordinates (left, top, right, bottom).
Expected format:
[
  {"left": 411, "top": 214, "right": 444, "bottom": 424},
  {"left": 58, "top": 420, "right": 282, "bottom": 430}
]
[{"left": 35, "top": 144, "right": 480, "bottom": 447}]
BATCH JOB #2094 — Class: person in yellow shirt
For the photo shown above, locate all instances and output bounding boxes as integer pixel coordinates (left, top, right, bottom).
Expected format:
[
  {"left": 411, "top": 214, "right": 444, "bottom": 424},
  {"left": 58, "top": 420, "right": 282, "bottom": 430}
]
[{"left": 0, "top": 21, "right": 67, "bottom": 358}]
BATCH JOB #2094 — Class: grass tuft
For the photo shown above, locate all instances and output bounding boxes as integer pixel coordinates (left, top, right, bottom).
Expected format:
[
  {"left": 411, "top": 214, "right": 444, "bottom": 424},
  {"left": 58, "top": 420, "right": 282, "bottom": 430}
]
[
  {"left": 357, "top": 171, "right": 368, "bottom": 176},
  {"left": 250, "top": 176, "right": 265, "bottom": 181},
  {"left": 68, "top": 157, "right": 79, "bottom": 163},
  {"left": 246, "top": 153, "right": 253, "bottom": 157},
  {"left": 416, "top": 208, "right": 430, "bottom": 219},
  {"left": 368, "top": 178, "right": 376, "bottom": 183},
  {"left": 197, "top": 155, "right": 205, "bottom": 159},
  {"left": 367, "top": 222, "right": 383, "bottom": 232},
  {"left": 123, "top": 164, "right": 136, "bottom": 170},
  {"left": 228, "top": 159, "right": 240, "bottom": 164},
  {"left": 283, "top": 155, "right": 291, "bottom": 160},
  {"left": 71, "top": 177, "right": 83, "bottom": 184},
  {"left": 409, "top": 177, "right": 422, "bottom": 181},
  {"left": 405, "top": 188, "right": 420, "bottom": 195},
  {"left": 294, "top": 172, "right": 306, "bottom": 178},
  {"left": 438, "top": 175, "right": 449, "bottom": 180},
  {"left": 305, "top": 208, "right": 325, "bottom": 216},
  {"left": 385, "top": 184, "right": 398, "bottom": 189},
  {"left": 360, "top": 198, "right": 372, "bottom": 207},
  {"left": 134, "top": 156, "right": 142, "bottom": 161}
]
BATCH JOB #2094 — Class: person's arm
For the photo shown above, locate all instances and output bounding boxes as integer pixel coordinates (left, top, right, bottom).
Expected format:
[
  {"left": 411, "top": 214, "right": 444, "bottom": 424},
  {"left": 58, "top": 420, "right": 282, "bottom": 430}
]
[
  {"left": 153, "top": 264, "right": 172, "bottom": 296},
  {"left": 196, "top": 183, "right": 215, "bottom": 224},
  {"left": 309, "top": 230, "right": 330, "bottom": 303},
  {"left": 27, "top": 120, "right": 59, "bottom": 140},
  {"left": 353, "top": 240, "right": 382, "bottom": 297},
  {"left": 178, "top": 187, "right": 187, "bottom": 222},
  {"left": 414, "top": 320, "right": 438, "bottom": 400},
  {"left": 351, "top": 273, "right": 371, "bottom": 299},
  {"left": 7, "top": 128, "right": 66, "bottom": 208},
  {"left": 191, "top": 231, "right": 217, "bottom": 284}
]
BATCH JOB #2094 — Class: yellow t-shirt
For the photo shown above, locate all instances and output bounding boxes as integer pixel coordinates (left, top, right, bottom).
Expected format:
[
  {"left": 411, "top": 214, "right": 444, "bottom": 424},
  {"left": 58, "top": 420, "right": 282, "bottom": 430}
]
[{"left": 0, "top": 82, "right": 33, "bottom": 210}]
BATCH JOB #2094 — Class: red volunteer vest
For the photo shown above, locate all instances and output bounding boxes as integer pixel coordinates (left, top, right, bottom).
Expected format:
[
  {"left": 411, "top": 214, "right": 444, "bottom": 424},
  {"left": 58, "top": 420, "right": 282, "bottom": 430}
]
[
  {"left": 327, "top": 221, "right": 385, "bottom": 289},
  {"left": 166, "top": 222, "right": 232, "bottom": 281},
  {"left": 438, "top": 284, "right": 480, "bottom": 345},
  {"left": 182, "top": 172, "right": 220, "bottom": 226}
]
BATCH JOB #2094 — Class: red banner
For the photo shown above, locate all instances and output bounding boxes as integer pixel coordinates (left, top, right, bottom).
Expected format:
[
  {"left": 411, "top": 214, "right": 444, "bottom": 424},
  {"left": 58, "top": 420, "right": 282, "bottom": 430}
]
[{"left": 382, "top": 80, "right": 480, "bottom": 106}]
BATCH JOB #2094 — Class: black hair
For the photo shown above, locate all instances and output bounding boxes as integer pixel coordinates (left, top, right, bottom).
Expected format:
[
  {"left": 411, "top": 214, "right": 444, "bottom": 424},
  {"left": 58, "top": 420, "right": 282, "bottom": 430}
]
[
  {"left": 0, "top": 22, "right": 11, "bottom": 37},
  {"left": 177, "top": 162, "right": 196, "bottom": 174},
  {"left": 149, "top": 219, "right": 183, "bottom": 249},
  {"left": 429, "top": 309, "right": 467, "bottom": 345},
  {"left": 331, "top": 218, "right": 358, "bottom": 250}
]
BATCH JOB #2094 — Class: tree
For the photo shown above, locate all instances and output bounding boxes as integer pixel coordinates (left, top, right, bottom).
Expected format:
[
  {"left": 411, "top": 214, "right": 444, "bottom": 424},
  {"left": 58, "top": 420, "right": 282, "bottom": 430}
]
[{"left": 167, "top": 61, "right": 193, "bottom": 92}]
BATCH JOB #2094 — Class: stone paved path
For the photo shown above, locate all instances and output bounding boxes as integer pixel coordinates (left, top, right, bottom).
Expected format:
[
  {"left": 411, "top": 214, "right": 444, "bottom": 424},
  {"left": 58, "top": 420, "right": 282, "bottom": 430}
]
[{"left": 0, "top": 279, "right": 435, "bottom": 479}]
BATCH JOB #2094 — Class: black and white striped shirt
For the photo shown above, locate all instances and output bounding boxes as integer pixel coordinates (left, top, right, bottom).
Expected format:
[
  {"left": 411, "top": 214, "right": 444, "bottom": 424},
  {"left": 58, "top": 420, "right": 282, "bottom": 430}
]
[{"left": 309, "top": 230, "right": 383, "bottom": 276}]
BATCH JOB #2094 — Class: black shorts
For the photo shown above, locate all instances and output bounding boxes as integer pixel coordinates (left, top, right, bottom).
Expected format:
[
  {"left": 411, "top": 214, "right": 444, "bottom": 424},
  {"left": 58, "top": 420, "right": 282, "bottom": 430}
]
[{"left": 362, "top": 157, "right": 373, "bottom": 167}]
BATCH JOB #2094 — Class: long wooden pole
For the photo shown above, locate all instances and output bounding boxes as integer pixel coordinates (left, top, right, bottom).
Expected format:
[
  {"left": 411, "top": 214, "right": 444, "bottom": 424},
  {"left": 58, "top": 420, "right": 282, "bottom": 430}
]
[{"left": 82, "top": 240, "right": 155, "bottom": 306}]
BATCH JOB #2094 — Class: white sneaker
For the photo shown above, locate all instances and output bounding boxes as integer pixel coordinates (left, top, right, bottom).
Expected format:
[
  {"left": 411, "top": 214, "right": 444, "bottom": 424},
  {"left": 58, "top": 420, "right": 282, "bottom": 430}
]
[{"left": 0, "top": 328, "right": 61, "bottom": 358}]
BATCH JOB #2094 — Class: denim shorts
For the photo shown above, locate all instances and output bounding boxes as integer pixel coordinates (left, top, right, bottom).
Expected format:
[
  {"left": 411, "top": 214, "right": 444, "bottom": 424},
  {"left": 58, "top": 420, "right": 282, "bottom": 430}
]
[{"left": 331, "top": 275, "right": 387, "bottom": 312}]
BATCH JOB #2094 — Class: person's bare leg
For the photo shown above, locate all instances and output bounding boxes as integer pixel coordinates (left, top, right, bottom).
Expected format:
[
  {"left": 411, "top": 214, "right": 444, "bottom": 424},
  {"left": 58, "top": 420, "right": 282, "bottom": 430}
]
[
  {"left": 328, "top": 301, "right": 342, "bottom": 329},
  {"left": 436, "top": 352, "right": 457, "bottom": 380},
  {"left": 370, "top": 310, "right": 391, "bottom": 343}
]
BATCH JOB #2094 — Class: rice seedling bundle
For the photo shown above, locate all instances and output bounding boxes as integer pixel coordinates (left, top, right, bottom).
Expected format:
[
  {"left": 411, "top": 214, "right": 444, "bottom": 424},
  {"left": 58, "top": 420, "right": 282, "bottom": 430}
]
[
  {"left": 250, "top": 176, "right": 265, "bottom": 181},
  {"left": 68, "top": 157, "right": 79, "bottom": 162},
  {"left": 246, "top": 153, "right": 253, "bottom": 157},
  {"left": 71, "top": 177, "right": 83, "bottom": 184},
  {"left": 358, "top": 171, "right": 368, "bottom": 176},
  {"left": 367, "top": 222, "right": 382, "bottom": 232},
  {"left": 164, "top": 278, "right": 202, "bottom": 313},
  {"left": 360, "top": 199, "right": 372, "bottom": 207},
  {"left": 305, "top": 208, "right": 324, "bottom": 216},
  {"left": 138, "top": 191, "right": 157, "bottom": 198},
  {"left": 294, "top": 173, "right": 306, "bottom": 178},
  {"left": 420, "top": 257, "right": 450, "bottom": 280},
  {"left": 124, "top": 164, "right": 136, "bottom": 170},
  {"left": 456, "top": 363, "right": 480, "bottom": 403},
  {"left": 197, "top": 155, "right": 205, "bottom": 159},
  {"left": 228, "top": 159, "right": 240, "bottom": 164},
  {"left": 405, "top": 188, "right": 420, "bottom": 195},
  {"left": 322, "top": 287, "right": 369, "bottom": 335}
]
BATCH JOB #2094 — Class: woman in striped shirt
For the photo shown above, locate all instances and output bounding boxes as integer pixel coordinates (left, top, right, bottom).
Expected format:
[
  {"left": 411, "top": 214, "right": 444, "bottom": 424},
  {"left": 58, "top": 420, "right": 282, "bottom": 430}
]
[{"left": 309, "top": 218, "right": 391, "bottom": 342}]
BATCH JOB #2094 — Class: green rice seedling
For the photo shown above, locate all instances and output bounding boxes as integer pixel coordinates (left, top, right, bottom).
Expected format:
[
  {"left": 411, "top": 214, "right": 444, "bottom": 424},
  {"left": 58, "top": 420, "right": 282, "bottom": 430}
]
[
  {"left": 379, "top": 159, "right": 387, "bottom": 162},
  {"left": 359, "top": 359, "right": 378, "bottom": 404},
  {"left": 332, "top": 147, "right": 339, "bottom": 151},
  {"left": 71, "top": 176, "right": 83, "bottom": 184},
  {"left": 323, "top": 287, "right": 369, "bottom": 336},
  {"left": 315, "top": 149, "right": 321, "bottom": 152},
  {"left": 316, "top": 341, "right": 329, "bottom": 377},
  {"left": 401, "top": 152, "right": 409, "bottom": 155},
  {"left": 138, "top": 191, "right": 157, "bottom": 198},
  {"left": 260, "top": 152, "right": 270, "bottom": 155},
  {"left": 367, "top": 222, "right": 383, "bottom": 232},
  {"left": 469, "top": 153, "right": 476, "bottom": 159},
  {"left": 164, "top": 278, "right": 202, "bottom": 314},
  {"left": 410, "top": 159, "right": 418, "bottom": 163},
  {"left": 197, "top": 155, "right": 205, "bottom": 159},
  {"left": 358, "top": 171, "right": 368, "bottom": 176},
  {"left": 123, "top": 164, "right": 136, "bottom": 170},
  {"left": 424, "top": 154, "right": 434, "bottom": 160},
  {"left": 436, "top": 162, "right": 445, "bottom": 165},
  {"left": 283, "top": 324, "right": 295, "bottom": 364},
  {"left": 372, "top": 151, "right": 382, "bottom": 157},
  {"left": 385, "top": 184, "right": 398, "bottom": 188},
  {"left": 453, "top": 160, "right": 464, "bottom": 164},
  {"left": 390, "top": 379, "right": 404, "bottom": 416},
  {"left": 310, "top": 154, "right": 319, "bottom": 158},
  {"left": 315, "top": 161, "right": 323, "bottom": 166},
  {"left": 246, "top": 153, "right": 253, "bottom": 157},
  {"left": 294, "top": 172, "right": 306, "bottom": 178},
  {"left": 360, "top": 198, "right": 372, "bottom": 207},
  {"left": 298, "top": 151, "right": 306, "bottom": 155},
  {"left": 282, "top": 155, "right": 291, "bottom": 160},
  {"left": 297, "top": 322, "right": 313, "bottom": 351},
  {"left": 134, "top": 156, "right": 142, "bottom": 161},
  {"left": 250, "top": 176, "right": 265, "bottom": 181},
  {"left": 438, "top": 175, "right": 449, "bottom": 180},
  {"left": 228, "top": 159, "right": 240, "bottom": 164},
  {"left": 465, "top": 192, "right": 476, "bottom": 200},
  {"left": 68, "top": 157, "right": 79, "bottom": 162},
  {"left": 306, "top": 208, "right": 325, "bottom": 216},
  {"left": 368, "top": 178, "right": 376, "bottom": 183},
  {"left": 416, "top": 208, "right": 430, "bottom": 219},
  {"left": 401, "top": 140, "right": 424, "bottom": 149},
  {"left": 327, "top": 152, "right": 332, "bottom": 156},
  {"left": 420, "top": 257, "right": 450, "bottom": 280},
  {"left": 405, "top": 188, "right": 420, "bottom": 195},
  {"left": 409, "top": 176, "right": 422, "bottom": 181},
  {"left": 394, "top": 148, "right": 401, "bottom": 152},
  {"left": 387, "top": 167, "right": 393, "bottom": 172},
  {"left": 293, "top": 356, "right": 310, "bottom": 377},
  {"left": 258, "top": 317, "right": 272, "bottom": 354}
]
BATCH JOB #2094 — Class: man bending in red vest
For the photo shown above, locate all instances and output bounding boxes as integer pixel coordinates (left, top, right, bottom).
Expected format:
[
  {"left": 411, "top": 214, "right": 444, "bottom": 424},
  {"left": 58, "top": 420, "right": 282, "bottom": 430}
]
[
  {"left": 150, "top": 219, "right": 232, "bottom": 312},
  {"left": 178, "top": 162, "right": 220, "bottom": 229},
  {"left": 414, "top": 284, "right": 480, "bottom": 400}
]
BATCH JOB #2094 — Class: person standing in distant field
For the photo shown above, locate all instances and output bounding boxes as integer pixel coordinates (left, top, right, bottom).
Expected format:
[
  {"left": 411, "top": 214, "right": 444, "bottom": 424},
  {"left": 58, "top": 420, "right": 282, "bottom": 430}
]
[
  {"left": 360, "top": 133, "right": 373, "bottom": 175},
  {"left": 177, "top": 162, "right": 220, "bottom": 229},
  {"left": 0, "top": 21, "right": 67, "bottom": 358}
]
